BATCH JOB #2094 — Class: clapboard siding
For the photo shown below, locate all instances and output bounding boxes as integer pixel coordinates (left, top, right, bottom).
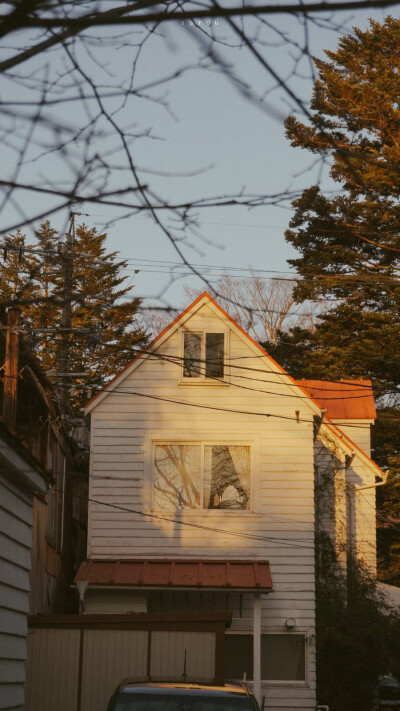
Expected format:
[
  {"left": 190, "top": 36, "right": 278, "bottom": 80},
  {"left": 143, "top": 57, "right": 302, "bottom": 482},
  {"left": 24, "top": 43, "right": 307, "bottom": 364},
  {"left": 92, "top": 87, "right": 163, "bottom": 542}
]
[
  {"left": 86, "top": 299, "right": 381, "bottom": 711},
  {"left": 0, "top": 475, "right": 34, "bottom": 711},
  {"left": 332, "top": 421, "right": 372, "bottom": 456}
]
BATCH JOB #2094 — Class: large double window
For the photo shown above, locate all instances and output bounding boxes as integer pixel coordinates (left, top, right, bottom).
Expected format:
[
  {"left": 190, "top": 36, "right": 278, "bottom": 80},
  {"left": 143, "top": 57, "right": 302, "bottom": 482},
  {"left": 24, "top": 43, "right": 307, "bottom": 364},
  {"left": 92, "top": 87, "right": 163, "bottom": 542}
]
[
  {"left": 183, "top": 332, "right": 225, "bottom": 380},
  {"left": 153, "top": 443, "right": 250, "bottom": 511}
]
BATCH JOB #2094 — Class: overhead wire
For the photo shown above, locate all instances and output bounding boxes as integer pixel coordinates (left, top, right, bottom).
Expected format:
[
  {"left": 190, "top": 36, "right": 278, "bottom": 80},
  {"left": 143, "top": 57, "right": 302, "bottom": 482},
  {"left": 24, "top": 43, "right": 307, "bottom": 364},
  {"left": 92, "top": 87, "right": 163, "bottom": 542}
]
[
  {"left": 50, "top": 486, "right": 317, "bottom": 550},
  {"left": 50, "top": 486, "right": 378, "bottom": 555},
  {"left": 94, "top": 345, "right": 387, "bottom": 399},
  {"left": 80, "top": 380, "right": 378, "bottom": 431},
  {"left": 2, "top": 240, "right": 400, "bottom": 285}
]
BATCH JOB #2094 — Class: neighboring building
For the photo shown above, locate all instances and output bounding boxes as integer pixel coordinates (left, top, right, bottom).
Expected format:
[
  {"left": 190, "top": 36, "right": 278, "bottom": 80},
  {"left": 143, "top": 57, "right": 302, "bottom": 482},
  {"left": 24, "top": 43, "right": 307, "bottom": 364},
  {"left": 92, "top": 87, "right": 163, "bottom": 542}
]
[
  {"left": 0, "top": 416, "right": 48, "bottom": 711},
  {"left": 69, "top": 293, "right": 385, "bottom": 711},
  {"left": 0, "top": 308, "right": 87, "bottom": 711}
]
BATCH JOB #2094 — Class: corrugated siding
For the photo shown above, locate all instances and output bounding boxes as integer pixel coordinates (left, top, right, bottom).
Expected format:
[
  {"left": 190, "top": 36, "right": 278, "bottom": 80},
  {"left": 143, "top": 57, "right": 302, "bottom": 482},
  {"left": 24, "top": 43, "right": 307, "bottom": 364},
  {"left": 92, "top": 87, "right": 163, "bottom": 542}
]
[
  {"left": 151, "top": 631, "right": 215, "bottom": 682},
  {"left": 25, "top": 628, "right": 80, "bottom": 711},
  {"left": 0, "top": 475, "right": 33, "bottom": 711},
  {"left": 80, "top": 630, "right": 147, "bottom": 711}
]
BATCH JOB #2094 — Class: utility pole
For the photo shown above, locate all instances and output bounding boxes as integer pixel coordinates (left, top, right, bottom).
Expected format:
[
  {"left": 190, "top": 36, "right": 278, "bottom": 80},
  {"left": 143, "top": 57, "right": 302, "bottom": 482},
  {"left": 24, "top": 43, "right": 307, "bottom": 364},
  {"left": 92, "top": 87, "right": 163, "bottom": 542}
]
[
  {"left": 2, "top": 307, "right": 20, "bottom": 432},
  {"left": 56, "top": 211, "right": 77, "bottom": 416}
]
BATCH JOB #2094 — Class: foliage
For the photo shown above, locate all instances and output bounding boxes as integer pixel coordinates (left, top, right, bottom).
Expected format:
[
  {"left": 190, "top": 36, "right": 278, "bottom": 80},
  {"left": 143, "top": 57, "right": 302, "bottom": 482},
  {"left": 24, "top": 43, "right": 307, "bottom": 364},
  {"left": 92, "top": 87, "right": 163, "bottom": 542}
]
[
  {"left": 273, "top": 16, "right": 400, "bottom": 582},
  {"left": 316, "top": 535, "right": 400, "bottom": 711},
  {"left": 183, "top": 275, "right": 326, "bottom": 344},
  {"left": 0, "top": 221, "right": 148, "bottom": 414}
]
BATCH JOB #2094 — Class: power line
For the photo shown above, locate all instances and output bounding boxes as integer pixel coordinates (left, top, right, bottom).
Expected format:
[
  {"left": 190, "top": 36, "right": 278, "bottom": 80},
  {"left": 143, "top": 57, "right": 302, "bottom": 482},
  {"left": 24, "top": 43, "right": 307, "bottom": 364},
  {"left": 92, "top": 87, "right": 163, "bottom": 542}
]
[
  {"left": 51, "top": 486, "right": 377, "bottom": 555},
  {"left": 2, "top": 240, "right": 400, "bottom": 285},
  {"left": 82, "top": 381, "right": 379, "bottom": 431}
]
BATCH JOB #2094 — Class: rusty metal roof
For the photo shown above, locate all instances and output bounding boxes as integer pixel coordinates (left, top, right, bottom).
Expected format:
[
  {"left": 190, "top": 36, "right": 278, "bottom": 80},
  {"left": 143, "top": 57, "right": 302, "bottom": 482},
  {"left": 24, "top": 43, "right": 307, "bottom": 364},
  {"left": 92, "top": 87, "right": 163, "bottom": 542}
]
[
  {"left": 74, "top": 559, "right": 273, "bottom": 592},
  {"left": 296, "top": 379, "right": 376, "bottom": 420}
]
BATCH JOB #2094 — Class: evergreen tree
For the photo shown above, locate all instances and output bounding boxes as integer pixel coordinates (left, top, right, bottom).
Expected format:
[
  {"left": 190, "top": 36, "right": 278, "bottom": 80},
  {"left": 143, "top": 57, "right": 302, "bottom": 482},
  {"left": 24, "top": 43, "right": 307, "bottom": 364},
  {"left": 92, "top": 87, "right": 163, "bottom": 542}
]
[
  {"left": 315, "top": 537, "right": 400, "bottom": 711},
  {"left": 0, "top": 230, "right": 39, "bottom": 310},
  {"left": 271, "top": 16, "right": 400, "bottom": 583},
  {"left": 0, "top": 221, "right": 148, "bottom": 413}
]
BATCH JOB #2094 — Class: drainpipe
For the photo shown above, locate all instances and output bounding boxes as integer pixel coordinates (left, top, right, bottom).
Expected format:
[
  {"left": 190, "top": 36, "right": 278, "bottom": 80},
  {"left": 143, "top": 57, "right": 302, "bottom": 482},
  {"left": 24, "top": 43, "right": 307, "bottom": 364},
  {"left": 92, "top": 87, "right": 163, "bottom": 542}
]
[{"left": 253, "top": 593, "right": 261, "bottom": 704}]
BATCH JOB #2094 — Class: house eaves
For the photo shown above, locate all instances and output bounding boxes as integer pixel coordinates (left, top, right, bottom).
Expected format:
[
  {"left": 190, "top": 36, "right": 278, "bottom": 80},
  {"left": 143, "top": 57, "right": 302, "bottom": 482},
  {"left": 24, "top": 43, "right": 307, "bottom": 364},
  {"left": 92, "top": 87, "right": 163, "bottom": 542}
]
[
  {"left": 321, "top": 418, "right": 383, "bottom": 480},
  {"left": 85, "top": 292, "right": 323, "bottom": 418}
]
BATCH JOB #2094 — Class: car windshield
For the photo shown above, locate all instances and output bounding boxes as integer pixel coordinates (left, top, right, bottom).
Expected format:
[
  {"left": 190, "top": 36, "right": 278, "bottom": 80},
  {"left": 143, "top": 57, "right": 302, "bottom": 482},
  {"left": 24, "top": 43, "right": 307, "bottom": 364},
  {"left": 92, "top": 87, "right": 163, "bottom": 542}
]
[
  {"left": 379, "top": 685, "right": 400, "bottom": 701},
  {"left": 113, "top": 693, "right": 255, "bottom": 711}
]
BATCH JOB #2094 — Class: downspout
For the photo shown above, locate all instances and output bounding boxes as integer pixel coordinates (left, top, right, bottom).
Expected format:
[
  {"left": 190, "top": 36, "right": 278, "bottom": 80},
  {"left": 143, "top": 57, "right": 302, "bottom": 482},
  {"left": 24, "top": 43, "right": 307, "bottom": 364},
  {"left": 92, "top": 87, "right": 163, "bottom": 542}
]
[{"left": 253, "top": 593, "right": 261, "bottom": 704}]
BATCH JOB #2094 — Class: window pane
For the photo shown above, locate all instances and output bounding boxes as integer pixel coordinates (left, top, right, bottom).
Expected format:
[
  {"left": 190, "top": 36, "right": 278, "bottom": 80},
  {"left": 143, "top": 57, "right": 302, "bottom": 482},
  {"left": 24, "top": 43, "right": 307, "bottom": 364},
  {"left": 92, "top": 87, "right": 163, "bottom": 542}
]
[
  {"left": 154, "top": 444, "right": 201, "bottom": 510},
  {"left": 204, "top": 445, "right": 250, "bottom": 510},
  {"left": 225, "top": 634, "right": 306, "bottom": 682},
  {"left": 183, "top": 333, "right": 201, "bottom": 377},
  {"left": 225, "top": 634, "right": 253, "bottom": 680},
  {"left": 261, "top": 635, "right": 305, "bottom": 681},
  {"left": 205, "top": 333, "right": 224, "bottom": 378}
]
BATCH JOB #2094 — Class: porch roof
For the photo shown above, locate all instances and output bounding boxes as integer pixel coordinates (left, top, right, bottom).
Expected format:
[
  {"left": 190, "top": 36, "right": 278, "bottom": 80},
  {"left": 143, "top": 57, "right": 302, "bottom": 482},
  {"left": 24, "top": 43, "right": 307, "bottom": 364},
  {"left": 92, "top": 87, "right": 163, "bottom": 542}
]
[{"left": 74, "top": 559, "right": 273, "bottom": 592}]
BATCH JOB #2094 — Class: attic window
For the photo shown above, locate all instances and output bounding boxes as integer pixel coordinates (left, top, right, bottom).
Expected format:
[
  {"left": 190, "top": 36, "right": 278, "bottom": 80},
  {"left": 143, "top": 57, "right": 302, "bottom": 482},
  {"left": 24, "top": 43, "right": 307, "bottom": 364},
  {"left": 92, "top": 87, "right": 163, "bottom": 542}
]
[{"left": 183, "top": 332, "right": 224, "bottom": 380}]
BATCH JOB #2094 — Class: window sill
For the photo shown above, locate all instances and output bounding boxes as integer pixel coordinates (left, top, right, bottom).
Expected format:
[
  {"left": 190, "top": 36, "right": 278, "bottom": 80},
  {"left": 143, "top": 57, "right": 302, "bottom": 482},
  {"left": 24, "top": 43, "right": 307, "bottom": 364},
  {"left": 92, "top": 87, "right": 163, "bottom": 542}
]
[
  {"left": 261, "top": 681, "right": 309, "bottom": 687},
  {"left": 178, "top": 379, "right": 230, "bottom": 386},
  {"left": 150, "top": 509, "right": 261, "bottom": 516}
]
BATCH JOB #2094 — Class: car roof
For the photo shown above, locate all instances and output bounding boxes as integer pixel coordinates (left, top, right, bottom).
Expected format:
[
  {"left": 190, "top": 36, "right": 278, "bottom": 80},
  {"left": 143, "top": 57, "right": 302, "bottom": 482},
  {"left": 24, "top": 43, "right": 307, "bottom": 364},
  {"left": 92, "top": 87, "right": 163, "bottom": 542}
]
[{"left": 119, "top": 682, "right": 252, "bottom": 697}]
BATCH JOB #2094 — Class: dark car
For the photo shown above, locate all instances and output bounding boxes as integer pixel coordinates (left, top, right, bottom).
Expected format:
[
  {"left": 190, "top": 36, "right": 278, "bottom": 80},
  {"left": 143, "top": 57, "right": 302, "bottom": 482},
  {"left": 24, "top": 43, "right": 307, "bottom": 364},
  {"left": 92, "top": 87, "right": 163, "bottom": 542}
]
[
  {"left": 378, "top": 676, "right": 400, "bottom": 711},
  {"left": 107, "top": 681, "right": 260, "bottom": 711}
]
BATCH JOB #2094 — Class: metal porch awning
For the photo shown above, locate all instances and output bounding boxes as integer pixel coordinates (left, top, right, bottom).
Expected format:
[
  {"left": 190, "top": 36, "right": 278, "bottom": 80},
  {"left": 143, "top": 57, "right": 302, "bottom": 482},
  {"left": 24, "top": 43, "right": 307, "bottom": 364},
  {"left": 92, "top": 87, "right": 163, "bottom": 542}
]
[{"left": 74, "top": 559, "right": 273, "bottom": 592}]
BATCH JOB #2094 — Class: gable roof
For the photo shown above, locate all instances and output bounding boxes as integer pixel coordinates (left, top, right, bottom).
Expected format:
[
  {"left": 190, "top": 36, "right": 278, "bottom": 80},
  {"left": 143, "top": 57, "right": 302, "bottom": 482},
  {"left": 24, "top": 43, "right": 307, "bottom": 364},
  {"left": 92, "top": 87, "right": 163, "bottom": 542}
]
[
  {"left": 297, "top": 379, "right": 376, "bottom": 420},
  {"left": 85, "top": 292, "right": 322, "bottom": 415},
  {"left": 84, "top": 292, "right": 383, "bottom": 479}
]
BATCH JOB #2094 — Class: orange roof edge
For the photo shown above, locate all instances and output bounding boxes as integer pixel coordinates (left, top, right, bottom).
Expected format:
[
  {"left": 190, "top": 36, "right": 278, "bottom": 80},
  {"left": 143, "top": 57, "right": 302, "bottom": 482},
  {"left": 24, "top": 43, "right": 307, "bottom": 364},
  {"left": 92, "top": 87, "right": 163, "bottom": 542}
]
[
  {"left": 85, "top": 292, "right": 210, "bottom": 410},
  {"left": 298, "top": 378, "right": 376, "bottom": 421},
  {"left": 323, "top": 418, "right": 383, "bottom": 476},
  {"left": 85, "top": 292, "right": 323, "bottom": 414}
]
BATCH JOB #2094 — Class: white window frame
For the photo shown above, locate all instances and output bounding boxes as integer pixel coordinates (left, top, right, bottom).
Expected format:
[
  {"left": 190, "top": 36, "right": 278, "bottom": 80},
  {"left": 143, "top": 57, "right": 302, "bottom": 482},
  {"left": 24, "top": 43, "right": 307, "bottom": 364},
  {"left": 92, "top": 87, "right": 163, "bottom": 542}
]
[
  {"left": 179, "top": 328, "right": 230, "bottom": 385},
  {"left": 224, "top": 630, "right": 310, "bottom": 687},
  {"left": 144, "top": 433, "right": 260, "bottom": 514}
]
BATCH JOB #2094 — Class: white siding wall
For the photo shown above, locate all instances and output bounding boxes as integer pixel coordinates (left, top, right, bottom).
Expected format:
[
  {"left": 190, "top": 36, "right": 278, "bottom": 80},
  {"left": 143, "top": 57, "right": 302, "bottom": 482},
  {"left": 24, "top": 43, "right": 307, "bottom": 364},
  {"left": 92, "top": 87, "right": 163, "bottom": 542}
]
[
  {"left": 316, "top": 427, "right": 377, "bottom": 573},
  {"left": 87, "top": 303, "right": 318, "bottom": 710},
  {"left": 0, "top": 473, "right": 33, "bottom": 711},
  {"left": 331, "top": 420, "right": 372, "bottom": 456}
]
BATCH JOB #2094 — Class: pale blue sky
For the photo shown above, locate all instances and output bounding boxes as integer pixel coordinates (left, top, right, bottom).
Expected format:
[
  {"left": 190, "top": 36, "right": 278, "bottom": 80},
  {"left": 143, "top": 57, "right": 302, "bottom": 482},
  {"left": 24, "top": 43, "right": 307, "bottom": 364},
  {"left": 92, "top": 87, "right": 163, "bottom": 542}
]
[{"left": 1, "top": 6, "right": 393, "bottom": 310}]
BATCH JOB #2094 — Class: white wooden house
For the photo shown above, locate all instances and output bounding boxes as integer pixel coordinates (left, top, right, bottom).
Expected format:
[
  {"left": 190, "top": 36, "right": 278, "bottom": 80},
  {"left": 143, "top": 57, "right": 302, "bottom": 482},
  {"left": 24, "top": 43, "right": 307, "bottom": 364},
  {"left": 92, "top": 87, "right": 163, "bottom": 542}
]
[{"left": 72, "top": 293, "right": 383, "bottom": 711}]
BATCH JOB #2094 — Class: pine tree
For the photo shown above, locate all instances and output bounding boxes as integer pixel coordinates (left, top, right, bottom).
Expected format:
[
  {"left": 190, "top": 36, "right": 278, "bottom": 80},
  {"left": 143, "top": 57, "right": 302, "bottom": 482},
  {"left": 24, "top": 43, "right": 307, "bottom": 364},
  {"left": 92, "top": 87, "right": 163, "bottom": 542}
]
[
  {"left": 0, "top": 221, "right": 148, "bottom": 414},
  {"left": 0, "top": 230, "right": 39, "bottom": 310},
  {"left": 275, "top": 16, "right": 400, "bottom": 584}
]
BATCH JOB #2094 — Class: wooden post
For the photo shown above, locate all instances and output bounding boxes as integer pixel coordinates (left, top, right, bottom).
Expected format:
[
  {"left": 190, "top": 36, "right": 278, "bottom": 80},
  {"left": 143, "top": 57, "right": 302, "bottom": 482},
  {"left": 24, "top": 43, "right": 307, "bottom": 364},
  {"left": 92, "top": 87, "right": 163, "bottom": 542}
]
[
  {"left": 253, "top": 593, "right": 261, "bottom": 704},
  {"left": 2, "top": 308, "right": 20, "bottom": 432}
]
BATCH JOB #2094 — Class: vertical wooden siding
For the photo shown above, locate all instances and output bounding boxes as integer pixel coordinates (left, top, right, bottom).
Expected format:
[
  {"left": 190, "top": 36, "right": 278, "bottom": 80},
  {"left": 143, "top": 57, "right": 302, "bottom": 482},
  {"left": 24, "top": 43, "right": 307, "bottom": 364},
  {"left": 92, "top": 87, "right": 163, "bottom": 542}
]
[
  {"left": 80, "top": 630, "right": 147, "bottom": 711},
  {"left": 150, "top": 631, "right": 215, "bottom": 682},
  {"left": 25, "top": 628, "right": 80, "bottom": 711},
  {"left": 25, "top": 626, "right": 218, "bottom": 711}
]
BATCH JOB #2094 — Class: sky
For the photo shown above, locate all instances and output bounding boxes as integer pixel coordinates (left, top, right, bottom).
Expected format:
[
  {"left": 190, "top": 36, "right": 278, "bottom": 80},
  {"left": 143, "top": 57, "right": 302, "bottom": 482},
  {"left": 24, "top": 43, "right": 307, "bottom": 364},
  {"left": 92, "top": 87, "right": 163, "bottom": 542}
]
[{"left": 1, "top": 4, "right": 394, "bottom": 313}]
